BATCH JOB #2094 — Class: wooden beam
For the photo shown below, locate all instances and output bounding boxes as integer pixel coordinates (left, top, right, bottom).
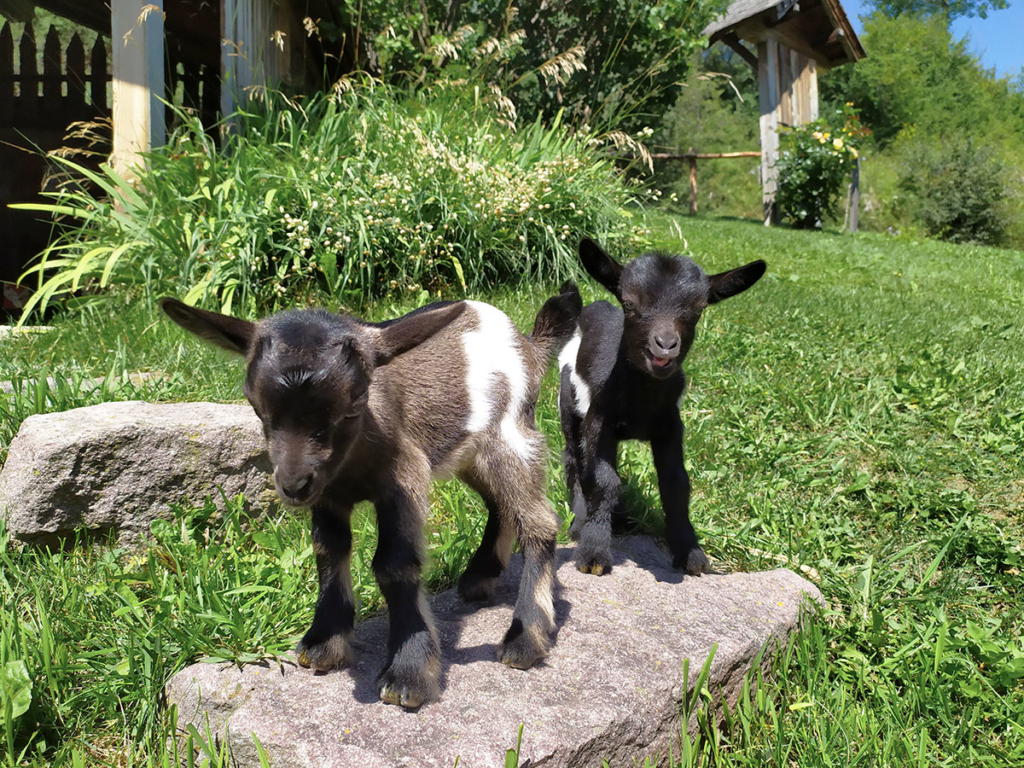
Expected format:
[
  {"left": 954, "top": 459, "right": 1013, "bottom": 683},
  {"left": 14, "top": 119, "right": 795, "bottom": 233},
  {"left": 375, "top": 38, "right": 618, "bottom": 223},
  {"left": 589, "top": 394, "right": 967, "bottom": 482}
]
[
  {"left": 758, "top": 39, "right": 782, "bottom": 225},
  {"left": 720, "top": 32, "right": 758, "bottom": 71},
  {"left": 688, "top": 149, "right": 697, "bottom": 215},
  {"left": 650, "top": 151, "right": 761, "bottom": 160},
  {"left": 110, "top": 0, "right": 165, "bottom": 177},
  {"left": 847, "top": 156, "right": 860, "bottom": 233}
]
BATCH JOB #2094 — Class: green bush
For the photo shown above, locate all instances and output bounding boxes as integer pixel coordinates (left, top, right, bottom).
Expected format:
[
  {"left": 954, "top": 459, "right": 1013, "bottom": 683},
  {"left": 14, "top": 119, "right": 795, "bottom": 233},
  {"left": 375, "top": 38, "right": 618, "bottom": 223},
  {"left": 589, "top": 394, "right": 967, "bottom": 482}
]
[
  {"left": 17, "top": 84, "right": 643, "bottom": 319},
  {"left": 897, "top": 132, "right": 1010, "bottom": 245},
  {"left": 774, "top": 105, "right": 865, "bottom": 228}
]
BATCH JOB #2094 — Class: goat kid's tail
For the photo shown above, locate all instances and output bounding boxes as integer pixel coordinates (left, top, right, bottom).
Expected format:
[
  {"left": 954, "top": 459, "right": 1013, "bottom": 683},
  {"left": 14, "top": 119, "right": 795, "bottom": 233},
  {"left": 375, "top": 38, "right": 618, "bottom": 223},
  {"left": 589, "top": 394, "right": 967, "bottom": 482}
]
[{"left": 529, "top": 281, "right": 582, "bottom": 364}]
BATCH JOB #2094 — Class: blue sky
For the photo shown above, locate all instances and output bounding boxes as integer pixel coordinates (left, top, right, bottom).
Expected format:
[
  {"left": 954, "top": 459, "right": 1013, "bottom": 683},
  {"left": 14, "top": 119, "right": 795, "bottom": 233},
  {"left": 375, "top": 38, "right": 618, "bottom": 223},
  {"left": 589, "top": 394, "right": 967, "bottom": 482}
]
[{"left": 841, "top": 0, "right": 1024, "bottom": 79}]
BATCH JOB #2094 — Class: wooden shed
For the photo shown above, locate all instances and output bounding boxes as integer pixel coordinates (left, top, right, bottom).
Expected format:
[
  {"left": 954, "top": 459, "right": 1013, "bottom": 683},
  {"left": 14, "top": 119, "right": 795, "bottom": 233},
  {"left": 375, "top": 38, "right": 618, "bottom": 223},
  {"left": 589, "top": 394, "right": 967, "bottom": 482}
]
[
  {"left": 0, "top": 0, "right": 328, "bottom": 307},
  {"left": 703, "top": 0, "right": 865, "bottom": 223}
]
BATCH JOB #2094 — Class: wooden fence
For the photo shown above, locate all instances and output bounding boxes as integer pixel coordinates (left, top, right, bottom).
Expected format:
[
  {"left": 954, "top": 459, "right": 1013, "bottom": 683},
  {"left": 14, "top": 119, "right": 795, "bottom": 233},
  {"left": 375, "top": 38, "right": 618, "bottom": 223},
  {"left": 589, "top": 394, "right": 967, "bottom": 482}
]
[
  {"left": 0, "top": 24, "right": 111, "bottom": 129},
  {"left": 655, "top": 148, "right": 860, "bottom": 232},
  {"left": 652, "top": 150, "right": 762, "bottom": 216}
]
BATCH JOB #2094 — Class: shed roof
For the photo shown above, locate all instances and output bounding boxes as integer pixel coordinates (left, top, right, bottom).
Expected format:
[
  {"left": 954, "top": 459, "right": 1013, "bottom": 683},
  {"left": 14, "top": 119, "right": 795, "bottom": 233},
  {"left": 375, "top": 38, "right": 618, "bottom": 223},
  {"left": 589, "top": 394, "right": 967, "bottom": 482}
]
[{"left": 703, "top": 0, "right": 865, "bottom": 69}]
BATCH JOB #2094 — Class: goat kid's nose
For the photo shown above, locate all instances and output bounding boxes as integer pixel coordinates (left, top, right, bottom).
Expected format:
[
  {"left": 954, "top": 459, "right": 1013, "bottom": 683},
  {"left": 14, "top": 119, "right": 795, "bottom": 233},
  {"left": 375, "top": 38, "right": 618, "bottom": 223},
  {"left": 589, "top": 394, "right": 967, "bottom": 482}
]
[
  {"left": 279, "top": 473, "right": 315, "bottom": 501},
  {"left": 652, "top": 333, "right": 680, "bottom": 355}
]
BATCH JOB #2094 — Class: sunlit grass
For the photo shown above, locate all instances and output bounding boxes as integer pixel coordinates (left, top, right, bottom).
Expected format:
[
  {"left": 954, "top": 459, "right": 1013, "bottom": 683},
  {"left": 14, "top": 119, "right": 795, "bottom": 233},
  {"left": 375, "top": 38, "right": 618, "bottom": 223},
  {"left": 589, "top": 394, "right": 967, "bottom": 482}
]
[{"left": 0, "top": 215, "right": 1022, "bottom": 765}]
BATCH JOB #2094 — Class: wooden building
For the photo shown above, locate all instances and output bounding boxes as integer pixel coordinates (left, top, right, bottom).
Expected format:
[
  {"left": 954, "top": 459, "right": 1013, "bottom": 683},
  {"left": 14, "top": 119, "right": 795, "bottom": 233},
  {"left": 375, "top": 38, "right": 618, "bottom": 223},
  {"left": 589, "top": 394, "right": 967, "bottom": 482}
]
[
  {"left": 0, "top": 0, "right": 331, "bottom": 308},
  {"left": 703, "top": 0, "right": 865, "bottom": 223}
]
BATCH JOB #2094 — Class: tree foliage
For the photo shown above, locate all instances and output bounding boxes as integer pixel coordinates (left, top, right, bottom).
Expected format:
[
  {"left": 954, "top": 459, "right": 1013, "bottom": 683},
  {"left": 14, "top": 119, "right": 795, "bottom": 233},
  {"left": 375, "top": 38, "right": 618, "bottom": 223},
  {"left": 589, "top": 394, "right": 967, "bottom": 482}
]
[
  {"left": 819, "top": 12, "right": 1024, "bottom": 245},
  {"left": 315, "top": 0, "right": 728, "bottom": 127},
  {"left": 819, "top": 13, "right": 1022, "bottom": 147},
  {"left": 864, "top": 0, "right": 1008, "bottom": 22}
]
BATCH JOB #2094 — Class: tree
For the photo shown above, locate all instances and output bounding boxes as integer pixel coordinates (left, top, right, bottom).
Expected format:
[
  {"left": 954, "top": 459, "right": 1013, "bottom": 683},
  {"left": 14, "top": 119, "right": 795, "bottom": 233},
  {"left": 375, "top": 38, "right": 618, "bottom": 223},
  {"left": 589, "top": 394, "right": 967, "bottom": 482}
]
[
  {"left": 314, "top": 0, "right": 728, "bottom": 128},
  {"left": 865, "top": 0, "right": 1008, "bottom": 22}
]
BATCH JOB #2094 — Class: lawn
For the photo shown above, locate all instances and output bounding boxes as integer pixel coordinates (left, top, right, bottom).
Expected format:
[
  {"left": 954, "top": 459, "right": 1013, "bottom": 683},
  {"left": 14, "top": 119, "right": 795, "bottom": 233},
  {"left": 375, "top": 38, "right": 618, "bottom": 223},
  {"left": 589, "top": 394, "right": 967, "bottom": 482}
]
[{"left": 1, "top": 214, "right": 1022, "bottom": 766}]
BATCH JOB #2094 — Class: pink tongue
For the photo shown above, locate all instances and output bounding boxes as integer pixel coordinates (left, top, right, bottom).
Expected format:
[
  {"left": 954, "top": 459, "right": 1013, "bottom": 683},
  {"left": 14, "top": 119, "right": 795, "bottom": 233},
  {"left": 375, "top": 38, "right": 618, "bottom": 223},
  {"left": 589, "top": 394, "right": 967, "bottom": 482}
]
[{"left": 652, "top": 356, "right": 670, "bottom": 368}]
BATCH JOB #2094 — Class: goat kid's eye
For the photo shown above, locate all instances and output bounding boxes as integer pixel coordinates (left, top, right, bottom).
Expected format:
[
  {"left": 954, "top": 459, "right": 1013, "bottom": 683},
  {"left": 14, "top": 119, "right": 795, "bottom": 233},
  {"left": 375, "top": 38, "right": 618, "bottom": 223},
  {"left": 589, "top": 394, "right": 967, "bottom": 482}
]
[{"left": 622, "top": 300, "right": 636, "bottom": 313}]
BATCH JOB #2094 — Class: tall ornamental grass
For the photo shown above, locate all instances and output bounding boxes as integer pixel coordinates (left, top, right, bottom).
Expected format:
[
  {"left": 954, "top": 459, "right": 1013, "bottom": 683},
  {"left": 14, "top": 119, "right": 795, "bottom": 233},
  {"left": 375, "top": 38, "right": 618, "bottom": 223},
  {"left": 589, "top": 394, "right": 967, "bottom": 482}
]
[{"left": 17, "top": 83, "right": 643, "bottom": 319}]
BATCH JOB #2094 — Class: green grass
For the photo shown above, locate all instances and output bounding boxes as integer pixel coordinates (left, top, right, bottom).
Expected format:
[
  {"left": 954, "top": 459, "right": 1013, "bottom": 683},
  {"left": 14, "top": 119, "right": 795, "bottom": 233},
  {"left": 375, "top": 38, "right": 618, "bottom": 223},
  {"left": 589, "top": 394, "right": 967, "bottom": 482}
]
[{"left": 1, "top": 215, "right": 1022, "bottom": 766}]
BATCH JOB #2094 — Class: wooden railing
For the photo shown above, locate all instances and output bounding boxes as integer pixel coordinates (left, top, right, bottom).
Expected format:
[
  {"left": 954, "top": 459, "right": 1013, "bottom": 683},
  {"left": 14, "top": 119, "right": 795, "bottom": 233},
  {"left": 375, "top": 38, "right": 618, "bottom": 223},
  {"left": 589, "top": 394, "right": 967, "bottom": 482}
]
[
  {"left": 652, "top": 149, "right": 762, "bottom": 215},
  {"left": 0, "top": 24, "right": 111, "bottom": 129}
]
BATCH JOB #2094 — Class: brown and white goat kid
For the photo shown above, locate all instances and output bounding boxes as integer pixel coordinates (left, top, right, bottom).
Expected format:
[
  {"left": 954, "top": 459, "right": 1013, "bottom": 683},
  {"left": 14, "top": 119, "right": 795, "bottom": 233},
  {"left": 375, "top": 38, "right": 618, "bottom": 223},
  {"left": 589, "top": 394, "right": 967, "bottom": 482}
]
[
  {"left": 559, "top": 239, "right": 765, "bottom": 577},
  {"left": 161, "top": 285, "right": 581, "bottom": 709}
]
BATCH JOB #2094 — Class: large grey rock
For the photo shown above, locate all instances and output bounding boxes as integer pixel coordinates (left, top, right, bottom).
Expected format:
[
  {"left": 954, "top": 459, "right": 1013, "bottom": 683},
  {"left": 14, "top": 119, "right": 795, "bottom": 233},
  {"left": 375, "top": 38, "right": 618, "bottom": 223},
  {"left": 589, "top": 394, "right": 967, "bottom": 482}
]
[
  {"left": 0, "top": 401, "right": 273, "bottom": 545},
  {"left": 166, "top": 537, "right": 822, "bottom": 768}
]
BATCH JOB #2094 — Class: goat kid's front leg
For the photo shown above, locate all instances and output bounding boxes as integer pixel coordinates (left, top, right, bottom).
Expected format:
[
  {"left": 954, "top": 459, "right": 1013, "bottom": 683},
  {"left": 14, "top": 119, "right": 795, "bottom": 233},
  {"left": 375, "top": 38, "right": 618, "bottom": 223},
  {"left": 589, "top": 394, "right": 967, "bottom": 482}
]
[
  {"left": 576, "top": 418, "right": 620, "bottom": 575},
  {"left": 651, "top": 416, "right": 709, "bottom": 575},
  {"left": 297, "top": 502, "right": 356, "bottom": 671},
  {"left": 373, "top": 484, "right": 440, "bottom": 709}
]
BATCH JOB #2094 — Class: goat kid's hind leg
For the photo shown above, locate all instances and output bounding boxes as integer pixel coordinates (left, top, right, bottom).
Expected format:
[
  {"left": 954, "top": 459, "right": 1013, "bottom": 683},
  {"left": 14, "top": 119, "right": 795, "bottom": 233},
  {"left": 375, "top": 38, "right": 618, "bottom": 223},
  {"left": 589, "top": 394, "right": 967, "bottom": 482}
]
[
  {"left": 503, "top": 493, "right": 558, "bottom": 669},
  {"left": 559, "top": 368, "right": 588, "bottom": 541},
  {"left": 458, "top": 477, "right": 515, "bottom": 603},
  {"left": 651, "top": 416, "right": 709, "bottom": 575},
  {"left": 373, "top": 479, "right": 441, "bottom": 709},
  {"left": 473, "top": 446, "right": 558, "bottom": 669},
  {"left": 297, "top": 502, "right": 356, "bottom": 671}
]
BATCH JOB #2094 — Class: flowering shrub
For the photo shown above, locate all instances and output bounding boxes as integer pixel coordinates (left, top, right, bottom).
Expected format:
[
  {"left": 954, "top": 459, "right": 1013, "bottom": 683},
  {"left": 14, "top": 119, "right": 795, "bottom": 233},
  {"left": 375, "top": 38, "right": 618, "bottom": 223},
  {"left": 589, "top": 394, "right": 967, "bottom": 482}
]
[
  {"left": 19, "top": 84, "right": 647, "bottom": 318},
  {"left": 774, "top": 105, "right": 866, "bottom": 228}
]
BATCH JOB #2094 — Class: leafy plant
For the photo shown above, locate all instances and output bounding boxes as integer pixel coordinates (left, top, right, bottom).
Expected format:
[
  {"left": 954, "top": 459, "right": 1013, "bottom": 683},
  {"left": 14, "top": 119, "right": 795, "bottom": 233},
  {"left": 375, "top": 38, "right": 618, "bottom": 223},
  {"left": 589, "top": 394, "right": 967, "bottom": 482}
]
[
  {"left": 774, "top": 104, "right": 867, "bottom": 228},
  {"left": 897, "top": 132, "right": 1010, "bottom": 244},
  {"left": 16, "top": 85, "right": 643, "bottom": 320}
]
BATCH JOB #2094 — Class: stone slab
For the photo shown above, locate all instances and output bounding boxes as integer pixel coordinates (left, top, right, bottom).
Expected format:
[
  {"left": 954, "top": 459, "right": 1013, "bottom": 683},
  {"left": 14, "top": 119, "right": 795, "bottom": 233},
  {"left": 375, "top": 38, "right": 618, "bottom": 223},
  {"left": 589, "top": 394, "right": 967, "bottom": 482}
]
[
  {"left": 0, "top": 401, "right": 274, "bottom": 545},
  {"left": 167, "top": 536, "right": 822, "bottom": 767}
]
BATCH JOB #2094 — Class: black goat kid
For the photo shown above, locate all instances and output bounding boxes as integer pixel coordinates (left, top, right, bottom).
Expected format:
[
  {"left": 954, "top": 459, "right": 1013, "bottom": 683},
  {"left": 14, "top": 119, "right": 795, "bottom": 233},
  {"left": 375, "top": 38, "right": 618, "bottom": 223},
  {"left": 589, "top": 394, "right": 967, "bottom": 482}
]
[
  {"left": 161, "top": 285, "right": 581, "bottom": 709},
  {"left": 559, "top": 239, "right": 765, "bottom": 576}
]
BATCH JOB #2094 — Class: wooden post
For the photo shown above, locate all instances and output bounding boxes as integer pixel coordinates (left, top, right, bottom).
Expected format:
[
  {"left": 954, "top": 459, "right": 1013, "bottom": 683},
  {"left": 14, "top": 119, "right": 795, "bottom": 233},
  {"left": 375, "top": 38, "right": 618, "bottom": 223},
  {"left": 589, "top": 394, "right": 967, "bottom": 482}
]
[
  {"left": 848, "top": 156, "right": 860, "bottom": 233},
  {"left": 688, "top": 148, "right": 697, "bottom": 215},
  {"left": 19, "top": 27, "right": 38, "bottom": 124},
  {"left": 0, "top": 25, "right": 13, "bottom": 127},
  {"left": 110, "top": 0, "right": 165, "bottom": 178},
  {"left": 90, "top": 35, "right": 108, "bottom": 114},
  {"left": 221, "top": 0, "right": 302, "bottom": 129},
  {"left": 42, "top": 27, "right": 62, "bottom": 118},
  {"left": 66, "top": 33, "right": 87, "bottom": 118},
  {"left": 757, "top": 39, "right": 781, "bottom": 226}
]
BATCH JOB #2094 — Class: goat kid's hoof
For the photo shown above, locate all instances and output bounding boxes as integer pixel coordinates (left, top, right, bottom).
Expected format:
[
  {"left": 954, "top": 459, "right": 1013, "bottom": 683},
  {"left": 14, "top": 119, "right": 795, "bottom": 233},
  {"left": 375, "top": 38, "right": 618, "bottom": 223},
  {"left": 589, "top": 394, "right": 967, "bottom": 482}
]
[
  {"left": 377, "top": 667, "right": 440, "bottom": 710},
  {"left": 457, "top": 573, "right": 497, "bottom": 603},
  {"left": 296, "top": 633, "right": 353, "bottom": 671},
  {"left": 673, "top": 546, "right": 710, "bottom": 576},
  {"left": 500, "top": 630, "right": 549, "bottom": 670},
  {"left": 575, "top": 550, "right": 613, "bottom": 576}
]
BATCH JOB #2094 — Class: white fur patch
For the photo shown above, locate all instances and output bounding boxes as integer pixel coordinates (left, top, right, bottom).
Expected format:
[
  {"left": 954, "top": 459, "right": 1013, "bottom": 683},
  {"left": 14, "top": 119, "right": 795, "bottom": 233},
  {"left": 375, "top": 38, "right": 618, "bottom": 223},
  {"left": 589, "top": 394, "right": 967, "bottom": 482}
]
[
  {"left": 558, "top": 329, "right": 591, "bottom": 417},
  {"left": 461, "top": 302, "right": 535, "bottom": 460}
]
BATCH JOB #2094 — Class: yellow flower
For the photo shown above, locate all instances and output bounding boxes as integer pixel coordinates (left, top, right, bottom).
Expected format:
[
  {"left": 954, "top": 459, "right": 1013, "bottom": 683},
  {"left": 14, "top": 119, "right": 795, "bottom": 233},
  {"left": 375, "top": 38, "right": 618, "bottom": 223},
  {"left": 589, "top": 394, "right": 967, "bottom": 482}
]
[
  {"left": 833, "top": 138, "right": 844, "bottom": 150},
  {"left": 850, "top": 147, "right": 859, "bottom": 159}
]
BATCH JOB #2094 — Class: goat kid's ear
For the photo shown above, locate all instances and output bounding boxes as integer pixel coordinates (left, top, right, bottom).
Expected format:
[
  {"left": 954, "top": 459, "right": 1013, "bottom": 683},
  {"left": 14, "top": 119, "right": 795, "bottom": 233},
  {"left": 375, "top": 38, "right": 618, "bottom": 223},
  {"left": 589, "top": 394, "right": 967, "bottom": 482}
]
[
  {"left": 159, "top": 297, "right": 255, "bottom": 355},
  {"left": 368, "top": 302, "right": 466, "bottom": 366},
  {"left": 707, "top": 260, "right": 767, "bottom": 305},
  {"left": 579, "top": 238, "right": 624, "bottom": 299}
]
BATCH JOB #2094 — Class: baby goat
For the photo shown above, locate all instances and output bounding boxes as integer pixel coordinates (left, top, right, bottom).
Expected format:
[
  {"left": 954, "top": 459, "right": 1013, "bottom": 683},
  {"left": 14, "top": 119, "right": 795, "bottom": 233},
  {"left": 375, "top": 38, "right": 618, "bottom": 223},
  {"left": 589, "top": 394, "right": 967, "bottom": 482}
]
[
  {"left": 161, "top": 284, "right": 581, "bottom": 709},
  {"left": 559, "top": 239, "right": 765, "bottom": 576}
]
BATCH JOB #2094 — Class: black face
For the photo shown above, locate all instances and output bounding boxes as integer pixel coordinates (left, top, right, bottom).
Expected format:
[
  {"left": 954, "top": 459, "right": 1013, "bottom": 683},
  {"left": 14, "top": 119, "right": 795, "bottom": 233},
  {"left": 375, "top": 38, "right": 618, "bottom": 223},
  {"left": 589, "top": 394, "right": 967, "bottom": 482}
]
[
  {"left": 618, "top": 255, "right": 708, "bottom": 379},
  {"left": 244, "top": 312, "right": 372, "bottom": 507},
  {"left": 578, "top": 238, "right": 766, "bottom": 381}
]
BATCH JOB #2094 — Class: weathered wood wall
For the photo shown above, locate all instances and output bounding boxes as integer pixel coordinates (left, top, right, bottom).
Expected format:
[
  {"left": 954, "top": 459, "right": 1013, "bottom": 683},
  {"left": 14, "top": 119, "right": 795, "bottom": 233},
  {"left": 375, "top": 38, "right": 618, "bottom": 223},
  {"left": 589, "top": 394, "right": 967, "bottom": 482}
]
[{"left": 758, "top": 38, "right": 819, "bottom": 225}]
